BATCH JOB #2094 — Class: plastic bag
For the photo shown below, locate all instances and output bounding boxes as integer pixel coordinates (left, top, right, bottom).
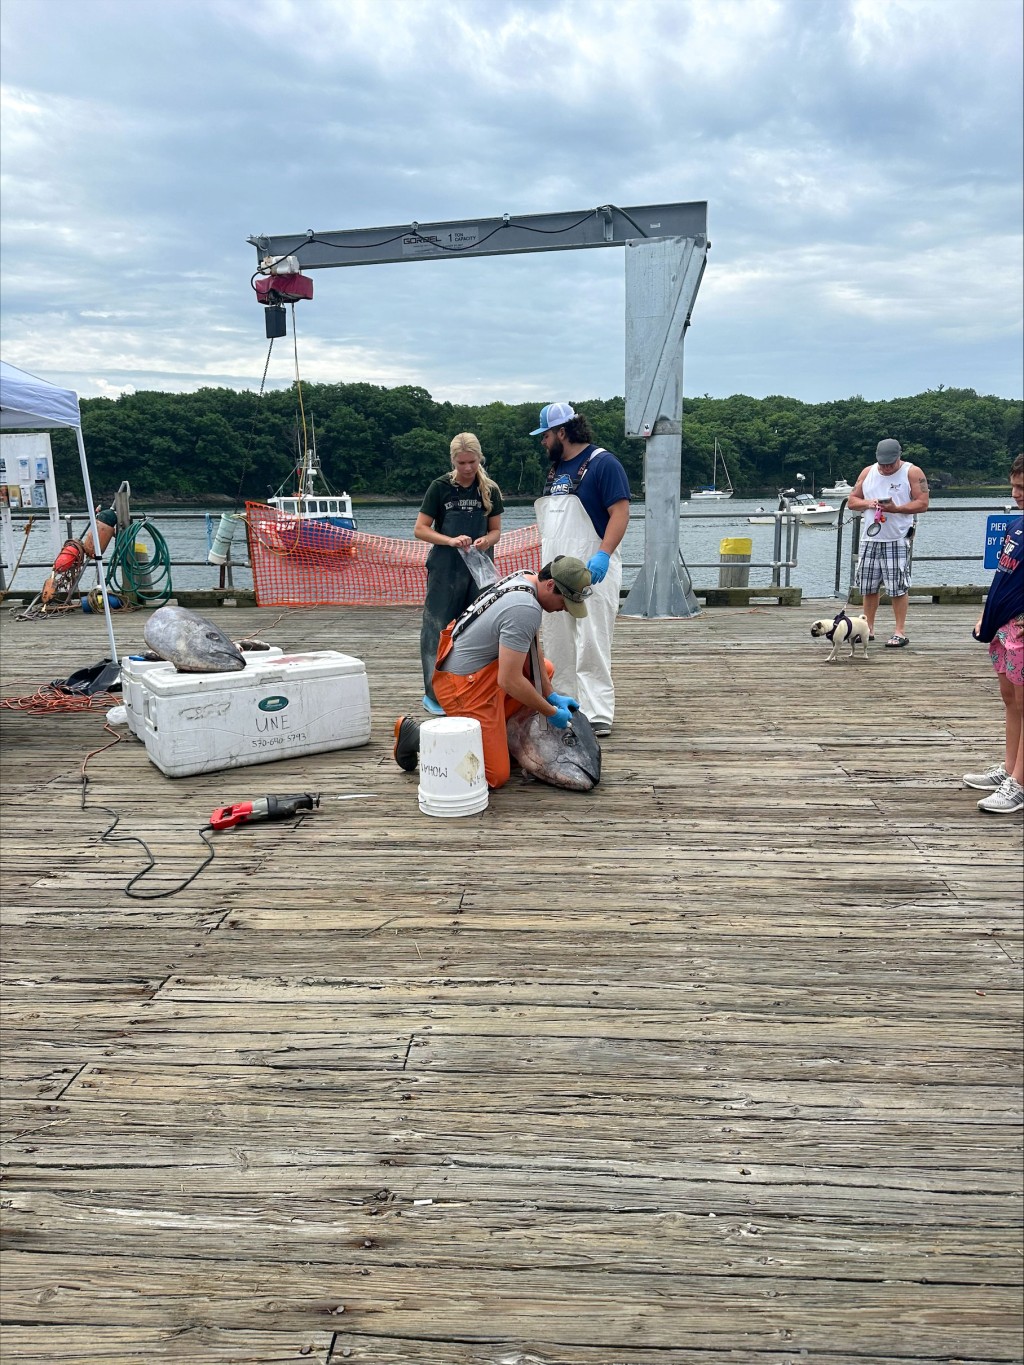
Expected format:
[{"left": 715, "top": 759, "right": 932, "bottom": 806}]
[
  {"left": 459, "top": 546, "right": 498, "bottom": 590},
  {"left": 50, "top": 659, "right": 122, "bottom": 696}
]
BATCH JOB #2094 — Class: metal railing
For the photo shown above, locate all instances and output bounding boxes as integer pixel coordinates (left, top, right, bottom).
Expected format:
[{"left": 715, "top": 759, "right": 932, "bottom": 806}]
[
  {"left": 3, "top": 500, "right": 1011, "bottom": 600},
  {"left": 624, "top": 498, "right": 1012, "bottom": 597},
  {"left": 834, "top": 502, "right": 1008, "bottom": 598},
  {"left": 623, "top": 504, "right": 804, "bottom": 588},
  {"left": 0, "top": 510, "right": 252, "bottom": 591}
]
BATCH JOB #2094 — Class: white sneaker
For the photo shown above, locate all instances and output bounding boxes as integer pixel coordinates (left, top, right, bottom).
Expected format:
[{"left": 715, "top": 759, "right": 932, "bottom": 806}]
[
  {"left": 963, "top": 763, "right": 1008, "bottom": 790},
  {"left": 978, "top": 776, "right": 1024, "bottom": 814}
]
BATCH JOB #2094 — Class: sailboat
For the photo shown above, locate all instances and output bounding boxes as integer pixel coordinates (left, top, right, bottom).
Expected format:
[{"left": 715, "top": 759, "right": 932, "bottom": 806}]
[{"left": 690, "top": 438, "right": 734, "bottom": 500}]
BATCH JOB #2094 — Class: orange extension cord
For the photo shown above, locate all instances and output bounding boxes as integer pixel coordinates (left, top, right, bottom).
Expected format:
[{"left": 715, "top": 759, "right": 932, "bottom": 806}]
[{"left": 0, "top": 687, "right": 123, "bottom": 714}]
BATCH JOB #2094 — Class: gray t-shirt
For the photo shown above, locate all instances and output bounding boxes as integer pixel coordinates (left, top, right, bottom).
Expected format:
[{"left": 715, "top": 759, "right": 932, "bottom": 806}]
[{"left": 439, "top": 579, "right": 541, "bottom": 675}]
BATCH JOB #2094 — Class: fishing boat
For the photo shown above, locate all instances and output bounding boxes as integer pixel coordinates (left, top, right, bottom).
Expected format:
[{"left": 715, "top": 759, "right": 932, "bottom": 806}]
[
  {"left": 690, "top": 438, "right": 734, "bottom": 500},
  {"left": 748, "top": 493, "right": 840, "bottom": 527},
  {"left": 819, "top": 477, "right": 853, "bottom": 499},
  {"left": 256, "top": 424, "right": 358, "bottom": 555},
  {"left": 268, "top": 424, "right": 356, "bottom": 530}
]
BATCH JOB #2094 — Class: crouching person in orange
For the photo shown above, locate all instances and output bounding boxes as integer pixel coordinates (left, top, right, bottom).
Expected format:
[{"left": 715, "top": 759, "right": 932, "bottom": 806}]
[{"left": 394, "top": 556, "right": 592, "bottom": 788}]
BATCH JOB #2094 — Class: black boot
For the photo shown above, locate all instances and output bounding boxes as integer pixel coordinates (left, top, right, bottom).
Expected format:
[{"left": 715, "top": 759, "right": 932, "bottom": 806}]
[{"left": 393, "top": 715, "right": 421, "bottom": 772}]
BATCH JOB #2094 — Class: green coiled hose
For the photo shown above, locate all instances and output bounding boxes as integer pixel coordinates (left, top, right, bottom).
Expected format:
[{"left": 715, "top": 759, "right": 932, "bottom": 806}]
[{"left": 105, "top": 519, "right": 173, "bottom": 606}]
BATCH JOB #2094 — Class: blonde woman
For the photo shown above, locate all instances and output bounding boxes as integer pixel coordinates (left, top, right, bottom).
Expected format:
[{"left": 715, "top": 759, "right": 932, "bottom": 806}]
[{"left": 414, "top": 433, "right": 504, "bottom": 715}]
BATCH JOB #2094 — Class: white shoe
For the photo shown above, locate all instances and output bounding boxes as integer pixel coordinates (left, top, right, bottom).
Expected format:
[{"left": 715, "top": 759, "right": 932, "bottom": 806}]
[
  {"left": 963, "top": 763, "right": 1008, "bottom": 791},
  {"left": 977, "top": 776, "right": 1024, "bottom": 814},
  {"left": 591, "top": 720, "right": 612, "bottom": 738}
]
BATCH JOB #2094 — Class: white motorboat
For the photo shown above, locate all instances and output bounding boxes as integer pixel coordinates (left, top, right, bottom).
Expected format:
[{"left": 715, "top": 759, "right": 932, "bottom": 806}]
[
  {"left": 748, "top": 493, "right": 840, "bottom": 526},
  {"left": 690, "top": 438, "right": 733, "bottom": 500},
  {"left": 819, "top": 477, "right": 853, "bottom": 499}
]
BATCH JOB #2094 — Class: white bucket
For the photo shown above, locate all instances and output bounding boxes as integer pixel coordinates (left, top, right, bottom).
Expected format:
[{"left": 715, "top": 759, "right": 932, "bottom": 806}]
[{"left": 417, "top": 716, "right": 488, "bottom": 818}]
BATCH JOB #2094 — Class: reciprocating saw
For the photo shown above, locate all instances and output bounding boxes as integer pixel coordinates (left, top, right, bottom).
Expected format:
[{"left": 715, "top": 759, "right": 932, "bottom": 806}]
[{"left": 209, "top": 792, "right": 320, "bottom": 830}]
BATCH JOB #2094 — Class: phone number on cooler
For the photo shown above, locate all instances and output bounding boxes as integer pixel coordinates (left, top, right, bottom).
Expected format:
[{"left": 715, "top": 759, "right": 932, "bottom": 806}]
[{"left": 251, "top": 733, "right": 308, "bottom": 749}]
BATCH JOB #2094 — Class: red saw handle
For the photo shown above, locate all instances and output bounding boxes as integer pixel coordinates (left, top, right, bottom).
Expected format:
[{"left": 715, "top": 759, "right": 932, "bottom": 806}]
[{"left": 210, "top": 802, "right": 254, "bottom": 830}]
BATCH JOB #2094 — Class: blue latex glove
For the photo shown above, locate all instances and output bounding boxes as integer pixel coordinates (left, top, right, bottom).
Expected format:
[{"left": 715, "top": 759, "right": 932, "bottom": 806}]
[
  {"left": 547, "top": 704, "right": 573, "bottom": 730},
  {"left": 546, "top": 691, "right": 580, "bottom": 712},
  {"left": 586, "top": 550, "right": 610, "bottom": 584}
]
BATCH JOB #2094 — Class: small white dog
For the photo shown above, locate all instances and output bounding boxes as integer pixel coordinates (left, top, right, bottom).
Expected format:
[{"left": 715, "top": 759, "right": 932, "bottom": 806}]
[{"left": 810, "top": 611, "right": 871, "bottom": 663}]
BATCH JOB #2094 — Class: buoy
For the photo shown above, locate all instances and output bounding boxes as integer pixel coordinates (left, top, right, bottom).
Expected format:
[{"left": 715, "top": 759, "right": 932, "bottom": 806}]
[
  {"left": 51, "top": 540, "right": 86, "bottom": 575},
  {"left": 208, "top": 512, "right": 240, "bottom": 566},
  {"left": 83, "top": 588, "right": 122, "bottom": 614},
  {"left": 81, "top": 508, "right": 118, "bottom": 558}
]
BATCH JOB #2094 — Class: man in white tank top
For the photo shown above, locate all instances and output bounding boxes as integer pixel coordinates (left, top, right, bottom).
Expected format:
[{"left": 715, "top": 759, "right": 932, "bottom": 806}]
[{"left": 848, "top": 438, "right": 930, "bottom": 648}]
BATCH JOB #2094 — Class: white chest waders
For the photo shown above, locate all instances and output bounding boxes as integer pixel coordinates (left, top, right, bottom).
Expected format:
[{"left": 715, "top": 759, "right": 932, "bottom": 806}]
[{"left": 534, "top": 492, "right": 622, "bottom": 728}]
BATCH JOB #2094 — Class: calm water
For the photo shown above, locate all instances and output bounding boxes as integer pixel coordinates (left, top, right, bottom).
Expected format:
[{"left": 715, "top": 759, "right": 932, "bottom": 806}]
[{"left": 3, "top": 496, "right": 1014, "bottom": 600}]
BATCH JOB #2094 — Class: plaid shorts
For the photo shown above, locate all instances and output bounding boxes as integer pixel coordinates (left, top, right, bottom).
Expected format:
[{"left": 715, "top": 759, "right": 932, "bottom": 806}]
[{"left": 856, "top": 538, "right": 912, "bottom": 596}]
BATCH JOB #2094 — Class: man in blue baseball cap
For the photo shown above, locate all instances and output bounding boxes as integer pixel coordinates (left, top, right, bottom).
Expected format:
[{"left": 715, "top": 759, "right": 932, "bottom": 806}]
[{"left": 529, "top": 401, "right": 631, "bottom": 737}]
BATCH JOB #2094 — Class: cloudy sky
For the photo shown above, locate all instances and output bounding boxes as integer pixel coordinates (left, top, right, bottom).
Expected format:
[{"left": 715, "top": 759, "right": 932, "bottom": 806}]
[{"left": 1, "top": 0, "right": 1021, "bottom": 409}]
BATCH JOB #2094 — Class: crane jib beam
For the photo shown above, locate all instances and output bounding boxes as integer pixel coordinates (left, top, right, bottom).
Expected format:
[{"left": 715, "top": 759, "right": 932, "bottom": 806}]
[{"left": 249, "top": 202, "right": 708, "bottom": 270}]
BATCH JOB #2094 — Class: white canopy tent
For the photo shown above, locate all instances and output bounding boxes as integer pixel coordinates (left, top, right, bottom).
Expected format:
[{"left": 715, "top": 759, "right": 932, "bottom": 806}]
[{"left": 0, "top": 360, "right": 118, "bottom": 662}]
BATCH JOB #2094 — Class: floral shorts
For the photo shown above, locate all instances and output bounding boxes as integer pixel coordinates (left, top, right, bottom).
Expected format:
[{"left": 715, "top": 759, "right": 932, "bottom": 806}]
[{"left": 989, "top": 615, "right": 1024, "bottom": 684}]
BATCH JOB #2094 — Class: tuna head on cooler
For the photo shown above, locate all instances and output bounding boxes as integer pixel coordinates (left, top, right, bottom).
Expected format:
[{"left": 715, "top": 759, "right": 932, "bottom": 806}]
[{"left": 143, "top": 605, "right": 246, "bottom": 673}]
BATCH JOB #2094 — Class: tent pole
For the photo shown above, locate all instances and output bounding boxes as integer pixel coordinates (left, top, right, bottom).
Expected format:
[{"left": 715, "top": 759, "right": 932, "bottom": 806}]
[{"left": 75, "top": 427, "right": 119, "bottom": 664}]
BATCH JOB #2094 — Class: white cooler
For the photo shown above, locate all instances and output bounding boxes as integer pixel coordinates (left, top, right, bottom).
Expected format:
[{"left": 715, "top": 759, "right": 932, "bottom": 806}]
[
  {"left": 121, "top": 647, "right": 284, "bottom": 737},
  {"left": 139, "top": 650, "right": 371, "bottom": 777}
]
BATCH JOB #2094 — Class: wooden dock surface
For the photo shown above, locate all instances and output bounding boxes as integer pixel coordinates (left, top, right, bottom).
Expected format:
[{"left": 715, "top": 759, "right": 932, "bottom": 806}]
[{"left": 1, "top": 600, "right": 1021, "bottom": 1364}]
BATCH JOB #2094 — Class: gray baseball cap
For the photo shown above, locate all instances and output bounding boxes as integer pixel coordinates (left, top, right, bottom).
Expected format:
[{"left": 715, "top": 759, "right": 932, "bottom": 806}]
[{"left": 876, "top": 438, "right": 902, "bottom": 465}]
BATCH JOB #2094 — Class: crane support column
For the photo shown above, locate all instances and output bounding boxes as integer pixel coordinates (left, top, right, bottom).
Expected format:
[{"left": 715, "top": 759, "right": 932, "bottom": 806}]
[{"left": 621, "top": 234, "right": 707, "bottom": 618}]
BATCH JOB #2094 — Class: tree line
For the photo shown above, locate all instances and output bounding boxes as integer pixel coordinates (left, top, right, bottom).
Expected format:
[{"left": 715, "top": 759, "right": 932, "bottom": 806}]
[{"left": 46, "top": 382, "right": 1023, "bottom": 504}]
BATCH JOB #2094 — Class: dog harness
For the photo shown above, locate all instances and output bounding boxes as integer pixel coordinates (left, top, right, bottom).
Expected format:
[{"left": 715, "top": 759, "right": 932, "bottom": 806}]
[{"left": 825, "top": 610, "right": 853, "bottom": 642}]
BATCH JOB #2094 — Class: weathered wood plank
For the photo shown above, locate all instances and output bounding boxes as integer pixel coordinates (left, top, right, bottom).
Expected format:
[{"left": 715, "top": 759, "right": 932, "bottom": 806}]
[
  {"left": 0, "top": 1328, "right": 332, "bottom": 1365},
  {"left": 8, "top": 1063, "right": 1022, "bottom": 1122},
  {"left": 5, "top": 1189, "right": 1020, "bottom": 1286},
  {"left": 5, "top": 999, "right": 1019, "bottom": 1052},
  {"left": 3, "top": 1099, "right": 1018, "bottom": 1172},
  {"left": 2, "top": 1252, "right": 1020, "bottom": 1355},
  {"left": 0, "top": 1326, "right": 1005, "bottom": 1365}
]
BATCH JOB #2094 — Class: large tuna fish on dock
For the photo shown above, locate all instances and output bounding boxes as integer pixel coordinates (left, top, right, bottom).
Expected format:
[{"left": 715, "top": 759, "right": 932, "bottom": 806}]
[
  {"left": 506, "top": 708, "right": 602, "bottom": 791},
  {"left": 143, "top": 605, "right": 247, "bottom": 673}
]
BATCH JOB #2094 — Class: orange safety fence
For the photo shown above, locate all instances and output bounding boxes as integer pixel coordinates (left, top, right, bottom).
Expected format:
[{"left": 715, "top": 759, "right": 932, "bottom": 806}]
[{"left": 245, "top": 502, "right": 542, "bottom": 607}]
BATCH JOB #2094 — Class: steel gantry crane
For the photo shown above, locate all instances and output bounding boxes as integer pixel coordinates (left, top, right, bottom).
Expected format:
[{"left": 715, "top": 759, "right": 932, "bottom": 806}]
[{"left": 248, "top": 201, "right": 709, "bottom": 617}]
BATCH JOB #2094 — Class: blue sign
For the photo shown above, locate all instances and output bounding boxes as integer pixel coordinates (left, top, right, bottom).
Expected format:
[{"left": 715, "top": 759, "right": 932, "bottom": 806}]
[{"left": 984, "top": 515, "right": 1012, "bottom": 570}]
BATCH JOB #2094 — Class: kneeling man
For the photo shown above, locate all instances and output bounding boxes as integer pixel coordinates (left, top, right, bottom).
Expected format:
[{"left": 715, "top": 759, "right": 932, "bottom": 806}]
[{"left": 395, "top": 556, "right": 591, "bottom": 788}]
